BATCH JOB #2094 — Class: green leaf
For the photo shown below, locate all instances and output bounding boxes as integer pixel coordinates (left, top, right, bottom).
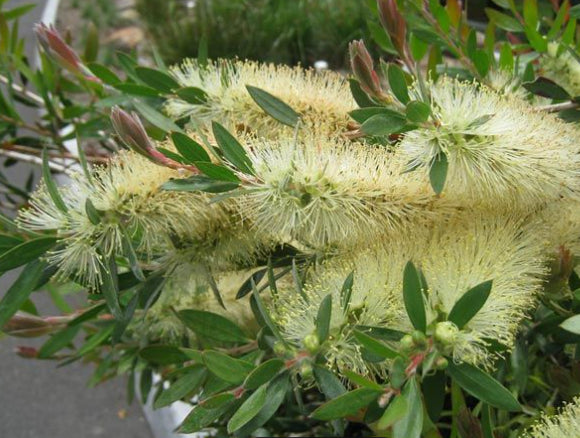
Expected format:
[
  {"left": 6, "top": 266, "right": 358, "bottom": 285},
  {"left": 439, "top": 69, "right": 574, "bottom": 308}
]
[
  {"left": 161, "top": 175, "right": 239, "bottom": 193},
  {"left": 361, "top": 113, "right": 406, "bottom": 136},
  {"left": 316, "top": 294, "right": 332, "bottom": 343},
  {"left": 99, "top": 255, "right": 122, "bottom": 320},
  {"left": 38, "top": 325, "right": 81, "bottom": 359},
  {"left": 447, "top": 362, "right": 521, "bottom": 411},
  {"left": 570, "top": 4, "right": 580, "bottom": 18},
  {"left": 0, "top": 260, "right": 46, "bottom": 328},
  {"left": 429, "top": 151, "right": 448, "bottom": 195},
  {"left": 311, "top": 387, "right": 381, "bottom": 420},
  {"left": 485, "top": 9, "right": 524, "bottom": 32},
  {"left": 171, "top": 132, "right": 211, "bottom": 163},
  {"left": 368, "top": 21, "right": 397, "bottom": 55},
  {"left": 244, "top": 359, "right": 284, "bottom": 390},
  {"left": 410, "top": 33, "right": 429, "bottom": 61},
  {"left": 523, "top": 0, "right": 538, "bottom": 30},
  {"left": 135, "top": 67, "right": 180, "bottom": 93},
  {"left": 178, "top": 399, "right": 235, "bottom": 434},
  {"left": 76, "top": 323, "right": 115, "bottom": 357},
  {"left": 236, "top": 373, "right": 291, "bottom": 435},
  {"left": 139, "top": 345, "right": 190, "bottom": 365},
  {"left": 499, "top": 43, "right": 514, "bottom": 71},
  {"left": 340, "top": 272, "right": 354, "bottom": 311},
  {"left": 403, "top": 261, "right": 426, "bottom": 332},
  {"left": 88, "top": 63, "right": 120, "bottom": 85},
  {"left": 83, "top": 22, "right": 99, "bottom": 63},
  {"left": 113, "top": 83, "right": 160, "bottom": 97},
  {"left": 423, "top": 371, "right": 446, "bottom": 422},
  {"left": 246, "top": 85, "right": 299, "bottom": 127},
  {"left": 344, "top": 370, "right": 383, "bottom": 390},
  {"left": 154, "top": 366, "right": 207, "bottom": 409},
  {"left": 387, "top": 64, "right": 410, "bottom": 104},
  {"left": 482, "top": 403, "right": 494, "bottom": 438},
  {"left": 120, "top": 228, "right": 145, "bottom": 282},
  {"left": 3, "top": 4, "right": 36, "bottom": 20},
  {"left": 353, "top": 329, "right": 398, "bottom": 360},
  {"left": 560, "top": 314, "right": 580, "bottom": 334},
  {"left": 473, "top": 50, "right": 490, "bottom": 77},
  {"left": 203, "top": 351, "right": 254, "bottom": 384},
  {"left": 377, "top": 395, "right": 408, "bottom": 430},
  {"left": 133, "top": 101, "right": 183, "bottom": 133},
  {"left": 406, "top": 101, "right": 431, "bottom": 123},
  {"left": 524, "top": 26, "right": 547, "bottom": 52},
  {"left": 0, "top": 237, "right": 56, "bottom": 272},
  {"left": 175, "top": 86, "right": 208, "bottom": 104},
  {"left": 212, "top": 122, "right": 254, "bottom": 175},
  {"left": 349, "top": 78, "right": 376, "bottom": 108},
  {"left": 448, "top": 280, "right": 493, "bottom": 328},
  {"left": 350, "top": 107, "right": 405, "bottom": 124},
  {"left": 393, "top": 379, "right": 423, "bottom": 438},
  {"left": 314, "top": 365, "right": 346, "bottom": 400},
  {"left": 85, "top": 198, "right": 102, "bottom": 226},
  {"left": 195, "top": 162, "right": 240, "bottom": 182},
  {"left": 523, "top": 77, "right": 570, "bottom": 100},
  {"left": 42, "top": 148, "right": 68, "bottom": 213},
  {"left": 177, "top": 309, "right": 248, "bottom": 343},
  {"left": 227, "top": 384, "right": 269, "bottom": 433},
  {"left": 547, "top": 1, "right": 569, "bottom": 40}
]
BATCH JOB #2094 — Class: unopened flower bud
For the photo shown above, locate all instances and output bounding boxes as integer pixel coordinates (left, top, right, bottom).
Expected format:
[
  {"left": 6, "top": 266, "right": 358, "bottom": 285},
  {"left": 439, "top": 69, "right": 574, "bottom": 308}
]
[
  {"left": 299, "top": 361, "right": 313, "bottom": 378},
  {"left": 273, "top": 341, "right": 289, "bottom": 356},
  {"left": 15, "top": 346, "right": 39, "bottom": 359},
  {"left": 435, "top": 356, "right": 449, "bottom": 370},
  {"left": 303, "top": 333, "right": 320, "bottom": 353},
  {"left": 349, "top": 40, "right": 383, "bottom": 99},
  {"left": 411, "top": 330, "right": 427, "bottom": 348},
  {"left": 34, "top": 23, "right": 100, "bottom": 82},
  {"left": 434, "top": 321, "right": 459, "bottom": 346},
  {"left": 377, "top": 0, "right": 408, "bottom": 61},
  {"left": 2, "top": 312, "right": 66, "bottom": 338},
  {"left": 399, "top": 334, "right": 414, "bottom": 352}
]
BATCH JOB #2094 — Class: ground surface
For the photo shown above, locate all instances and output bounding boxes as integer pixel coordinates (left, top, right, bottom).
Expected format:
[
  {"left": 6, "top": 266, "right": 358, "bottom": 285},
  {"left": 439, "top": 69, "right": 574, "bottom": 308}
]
[{"left": 0, "top": 1, "right": 153, "bottom": 437}]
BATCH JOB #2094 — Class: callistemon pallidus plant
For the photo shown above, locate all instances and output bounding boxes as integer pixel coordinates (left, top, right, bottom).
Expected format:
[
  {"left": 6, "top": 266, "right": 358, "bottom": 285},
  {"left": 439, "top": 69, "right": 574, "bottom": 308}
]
[{"left": 8, "top": 1, "right": 580, "bottom": 437}]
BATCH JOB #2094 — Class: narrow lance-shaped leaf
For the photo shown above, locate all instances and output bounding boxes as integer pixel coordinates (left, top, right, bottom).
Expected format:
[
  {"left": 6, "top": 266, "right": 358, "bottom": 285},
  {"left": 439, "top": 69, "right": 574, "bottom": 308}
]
[
  {"left": 340, "top": 272, "right": 354, "bottom": 311},
  {"left": 177, "top": 309, "right": 248, "bottom": 343},
  {"left": 99, "top": 255, "right": 123, "bottom": 320},
  {"left": 403, "top": 261, "right": 426, "bottom": 332},
  {"left": 154, "top": 366, "right": 207, "bottom": 409},
  {"left": 393, "top": 378, "right": 423, "bottom": 438},
  {"left": 448, "top": 280, "right": 493, "bottom": 328},
  {"left": 447, "top": 362, "right": 521, "bottom": 411},
  {"left": 135, "top": 66, "right": 180, "bottom": 93},
  {"left": 429, "top": 151, "right": 448, "bottom": 195},
  {"left": 0, "top": 260, "right": 46, "bottom": 327},
  {"left": 251, "top": 278, "right": 289, "bottom": 347},
  {"left": 316, "top": 294, "right": 332, "bottom": 343},
  {"left": 311, "top": 387, "right": 382, "bottom": 420},
  {"left": 212, "top": 122, "right": 254, "bottom": 175},
  {"left": 161, "top": 175, "right": 239, "bottom": 194},
  {"left": 523, "top": 77, "right": 570, "bottom": 100},
  {"left": 246, "top": 85, "right": 299, "bottom": 127},
  {"left": 171, "top": 132, "right": 210, "bottom": 163},
  {"left": 244, "top": 359, "right": 284, "bottom": 390},
  {"left": 387, "top": 64, "right": 410, "bottom": 104},
  {"left": 377, "top": 395, "right": 408, "bottom": 430},
  {"left": 227, "top": 384, "right": 269, "bottom": 433},
  {"left": 42, "top": 148, "right": 67, "bottom": 213},
  {"left": 353, "top": 329, "right": 398, "bottom": 359},
  {"left": 559, "top": 314, "right": 580, "bottom": 334},
  {"left": 0, "top": 237, "right": 56, "bottom": 272}
]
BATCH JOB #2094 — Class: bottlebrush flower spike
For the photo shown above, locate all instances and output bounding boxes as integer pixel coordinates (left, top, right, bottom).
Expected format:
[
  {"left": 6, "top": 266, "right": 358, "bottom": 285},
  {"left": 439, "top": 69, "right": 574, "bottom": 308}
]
[
  {"left": 524, "top": 397, "right": 580, "bottom": 438},
  {"left": 34, "top": 23, "right": 100, "bottom": 83}
]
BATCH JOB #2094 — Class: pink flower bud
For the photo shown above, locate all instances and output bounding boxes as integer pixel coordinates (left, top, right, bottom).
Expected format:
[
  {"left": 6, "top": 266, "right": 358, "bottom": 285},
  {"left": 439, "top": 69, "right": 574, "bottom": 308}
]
[
  {"left": 377, "top": 0, "right": 408, "bottom": 60},
  {"left": 34, "top": 23, "right": 100, "bottom": 83},
  {"left": 349, "top": 40, "right": 383, "bottom": 98},
  {"left": 3, "top": 312, "right": 68, "bottom": 338}
]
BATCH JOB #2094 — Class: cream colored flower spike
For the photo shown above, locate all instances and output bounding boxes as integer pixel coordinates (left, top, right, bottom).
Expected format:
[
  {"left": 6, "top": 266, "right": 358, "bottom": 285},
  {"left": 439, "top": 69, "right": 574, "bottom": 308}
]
[
  {"left": 398, "top": 77, "right": 580, "bottom": 209},
  {"left": 540, "top": 42, "right": 580, "bottom": 97},
  {"left": 239, "top": 135, "right": 455, "bottom": 250},
  {"left": 523, "top": 397, "right": 580, "bottom": 438},
  {"left": 165, "top": 59, "right": 356, "bottom": 138},
  {"left": 17, "top": 151, "right": 229, "bottom": 287},
  {"left": 419, "top": 214, "right": 547, "bottom": 367}
]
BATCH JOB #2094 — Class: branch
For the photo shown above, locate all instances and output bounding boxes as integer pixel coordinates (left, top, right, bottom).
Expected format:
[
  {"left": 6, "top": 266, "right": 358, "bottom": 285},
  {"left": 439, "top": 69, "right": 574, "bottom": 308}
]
[{"left": 538, "top": 101, "right": 580, "bottom": 113}]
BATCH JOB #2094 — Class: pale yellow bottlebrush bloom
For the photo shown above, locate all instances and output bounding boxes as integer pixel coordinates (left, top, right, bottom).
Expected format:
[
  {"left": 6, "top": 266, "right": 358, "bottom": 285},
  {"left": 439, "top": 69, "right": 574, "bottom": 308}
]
[
  {"left": 131, "top": 268, "right": 259, "bottom": 344},
  {"left": 418, "top": 214, "right": 547, "bottom": 367},
  {"left": 535, "top": 199, "right": 580, "bottom": 259},
  {"left": 17, "top": 151, "right": 229, "bottom": 287},
  {"left": 239, "top": 135, "right": 455, "bottom": 250},
  {"left": 273, "top": 214, "right": 546, "bottom": 375},
  {"left": 540, "top": 42, "right": 580, "bottom": 97},
  {"left": 398, "top": 77, "right": 580, "bottom": 208},
  {"left": 522, "top": 397, "right": 580, "bottom": 438},
  {"left": 165, "top": 59, "right": 356, "bottom": 138}
]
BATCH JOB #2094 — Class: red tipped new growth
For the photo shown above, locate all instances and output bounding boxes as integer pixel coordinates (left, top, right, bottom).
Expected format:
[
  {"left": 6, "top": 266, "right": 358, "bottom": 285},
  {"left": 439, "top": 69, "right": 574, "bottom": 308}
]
[
  {"left": 15, "top": 346, "right": 39, "bottom": 359},
  {"left": 377, "top": 0, "right": 409, "bottom": 62},
  {"left": 110, "top": 107, "right": 199, "bottom": 173},
  {"left": 34, "top": 23, "right": 100, "bottom": 83},
  {"left": 349, "top": 40, "right": 384, "bottom": 99}
]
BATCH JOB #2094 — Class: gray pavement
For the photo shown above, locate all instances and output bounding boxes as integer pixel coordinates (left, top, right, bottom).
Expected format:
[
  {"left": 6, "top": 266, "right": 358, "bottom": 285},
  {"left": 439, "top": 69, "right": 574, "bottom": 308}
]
[{"left": 0, "top": 1, "right": 153, "bottom": 437}]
